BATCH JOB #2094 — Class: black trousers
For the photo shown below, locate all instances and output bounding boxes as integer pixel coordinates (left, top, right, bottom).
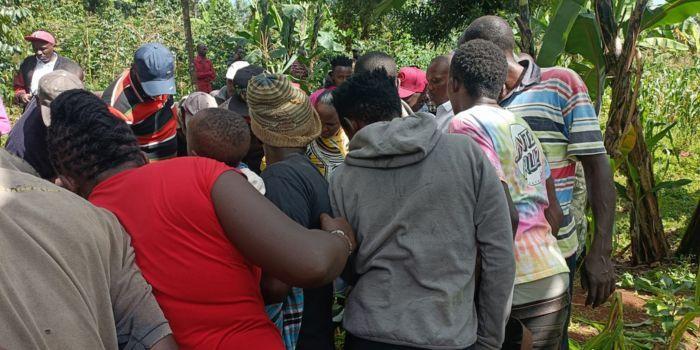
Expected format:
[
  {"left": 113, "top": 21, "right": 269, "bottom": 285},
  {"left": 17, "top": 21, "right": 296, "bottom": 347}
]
[{"left": 344, "top": 334, "right": 475, "bottom": 350}]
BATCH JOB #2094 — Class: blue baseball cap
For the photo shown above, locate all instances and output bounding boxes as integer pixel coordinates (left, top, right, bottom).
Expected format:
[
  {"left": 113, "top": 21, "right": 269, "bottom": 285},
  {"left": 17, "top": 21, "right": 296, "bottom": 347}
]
[{"left": 133, "top": 43, "right": 176, "bottom": 96}]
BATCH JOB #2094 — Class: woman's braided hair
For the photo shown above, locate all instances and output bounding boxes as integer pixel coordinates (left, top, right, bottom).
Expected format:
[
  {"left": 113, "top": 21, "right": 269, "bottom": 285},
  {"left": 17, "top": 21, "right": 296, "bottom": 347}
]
[{"left": 47, "top": 89, "right": 144, "bottom": 182}]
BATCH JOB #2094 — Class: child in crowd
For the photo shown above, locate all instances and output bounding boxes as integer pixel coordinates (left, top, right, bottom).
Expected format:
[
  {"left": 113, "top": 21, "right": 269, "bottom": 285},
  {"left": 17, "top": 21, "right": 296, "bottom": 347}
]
[
  {"left": 448, "top": 39, "right": 569, "bottom": 349},
  {"left": 247, "top": 73, "right": 335, "bottom": 350},
  {"left": 175, "top": 91, "right": 218, "bottom": 156},
  {"left": 186, "top": 107, "right": 265, "bottom": 194},
  {"left": 306, "top": 89, "right": 348, "bottom": 181}
]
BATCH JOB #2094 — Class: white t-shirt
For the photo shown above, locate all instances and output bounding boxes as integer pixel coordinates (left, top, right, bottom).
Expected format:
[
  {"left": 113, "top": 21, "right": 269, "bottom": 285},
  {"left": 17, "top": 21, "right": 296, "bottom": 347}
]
[{"left": 30, "top": 53, "right": 58, "bottom": 94}]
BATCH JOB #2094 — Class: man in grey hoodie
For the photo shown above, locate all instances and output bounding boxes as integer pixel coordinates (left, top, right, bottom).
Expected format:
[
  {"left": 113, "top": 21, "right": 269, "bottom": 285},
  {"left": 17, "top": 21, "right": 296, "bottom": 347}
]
[{"left": 330, "top": 69, "right": 516, "bottom": 350}]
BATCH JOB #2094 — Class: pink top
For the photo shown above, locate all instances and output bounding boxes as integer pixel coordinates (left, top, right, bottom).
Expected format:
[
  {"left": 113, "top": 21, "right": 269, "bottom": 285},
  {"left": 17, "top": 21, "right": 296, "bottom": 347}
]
[{"left": 0, "top": 96, "right": 10, "bottom": 135}]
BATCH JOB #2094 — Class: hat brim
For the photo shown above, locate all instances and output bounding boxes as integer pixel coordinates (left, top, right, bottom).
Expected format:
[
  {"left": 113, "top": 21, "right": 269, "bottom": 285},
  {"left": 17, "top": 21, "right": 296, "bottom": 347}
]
[
  {"left": 141, "top": 78, "right": 176, "bottom": 97},
  {"left": 398, "top": 86, "right": 417, "bottom": 99},
  {"left": 226, "top": 95, "right": 249, "bottom": 116},
  {"left": 24, "top": 36, "right": 54, "bottom": 45}
]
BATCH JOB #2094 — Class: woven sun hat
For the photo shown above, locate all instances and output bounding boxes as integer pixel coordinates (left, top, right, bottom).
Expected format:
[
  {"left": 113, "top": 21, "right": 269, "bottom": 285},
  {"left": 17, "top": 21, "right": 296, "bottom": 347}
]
[{"left": 246, "top": 73, "right": 321, "bottom": 148}]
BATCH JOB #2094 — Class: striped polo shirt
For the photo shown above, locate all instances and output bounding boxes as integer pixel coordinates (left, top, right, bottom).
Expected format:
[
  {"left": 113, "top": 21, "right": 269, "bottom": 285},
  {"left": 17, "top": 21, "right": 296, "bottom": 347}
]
[
  {"left": 501, "top": 58, "right": 606, "bottom": 258},
  {"left": 102, "top": 69, "right": 178, "bottom": 161}
]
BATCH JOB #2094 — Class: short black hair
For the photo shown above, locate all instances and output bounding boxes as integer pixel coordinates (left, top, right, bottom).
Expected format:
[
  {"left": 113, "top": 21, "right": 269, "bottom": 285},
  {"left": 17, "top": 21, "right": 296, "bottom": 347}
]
[
  {"left": 330, "top": 55, "right": 353, "bottom": 69},
  {"left": 332, "top": 68, "right": 401, "bottom": 125},
  {"left": 458, "top": 15, "right": 515, "bottom": 53},
  {"left": 47, "top": 89, "right": 144, "bottom": 182},
  {"left": 450, "top": 39, "right": 507, "bottom": 100},
  {"left": 187, "top": 108, "right": 251, "bottom": 167},
  {"left": 354, "top": 51, "right": 398, "bottom": 78}
]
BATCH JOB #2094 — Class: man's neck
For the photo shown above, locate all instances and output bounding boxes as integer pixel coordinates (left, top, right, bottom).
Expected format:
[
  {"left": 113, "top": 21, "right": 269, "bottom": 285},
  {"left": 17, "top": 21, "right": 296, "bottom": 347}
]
[
  {"left": 435, "top": 98, "right": 449, "bottom": 107},
  {"left": 38, "top": 52, "right": 57, "bottom": 64},
  {"left": 505, "top": 57, "right": 525, "bottom": 96},
  {"left": 459, "top": 97, "right": 500, "bottom": 114},
  {"left": 264, "top": 146, "right": 306, "bottom": 166}
]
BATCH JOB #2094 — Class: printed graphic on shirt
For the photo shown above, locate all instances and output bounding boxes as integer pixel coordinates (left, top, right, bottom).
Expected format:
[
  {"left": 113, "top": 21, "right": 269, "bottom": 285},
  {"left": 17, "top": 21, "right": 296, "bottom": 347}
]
[{"left": 511, "top": 123, "right": 544, "bottom": 186}]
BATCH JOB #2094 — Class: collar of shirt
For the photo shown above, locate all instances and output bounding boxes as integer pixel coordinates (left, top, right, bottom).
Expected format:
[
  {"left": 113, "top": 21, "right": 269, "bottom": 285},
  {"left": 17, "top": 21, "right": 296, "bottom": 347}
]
[
  {"left": 436, "top": 101, "right": 453, "bottom": 116},
  {"left": 30, "top": 53, "right": 59, "bottom": 94},
  {"left": 35, "top": 52, "right": 58, "bottom": 66},
  {"left": 502, "top": 54, "right": 542, "bottom": 101}
]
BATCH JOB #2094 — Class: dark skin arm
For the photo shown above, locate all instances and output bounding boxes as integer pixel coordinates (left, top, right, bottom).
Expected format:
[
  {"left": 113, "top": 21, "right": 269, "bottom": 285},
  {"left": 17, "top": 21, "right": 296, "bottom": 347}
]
[
  {"left": 544, "top": 176, "right": 563, "bottom": 236},
  {"left": 211, "top": 171, "right": 355, "bottom": 288},
  {"left": 260, "top": 273, "right": 291, "bottom": 304},
  {"left": 150, "top": 335, "right": 178, "bottom": 350},
  {"left": 579, "top": 154, "right": 616, "bottom": 308},
  {"left": 502, "top": 181, "right": 519, "bottom": 237}
]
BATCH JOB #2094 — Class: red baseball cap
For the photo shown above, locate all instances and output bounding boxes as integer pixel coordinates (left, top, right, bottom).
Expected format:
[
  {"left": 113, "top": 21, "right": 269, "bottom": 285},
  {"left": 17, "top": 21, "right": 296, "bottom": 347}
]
[
  {"left": 397, "top": 66, "right": 427, "bottom": 98},
  {"left": 24, "top": 31, "right": 56, "bottom": 45}
]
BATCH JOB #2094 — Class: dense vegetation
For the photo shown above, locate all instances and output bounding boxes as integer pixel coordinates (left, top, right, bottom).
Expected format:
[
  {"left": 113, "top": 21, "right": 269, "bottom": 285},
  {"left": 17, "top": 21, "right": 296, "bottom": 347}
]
[{"left": 1, "top": 0, "right": 699, "bottom": 348}]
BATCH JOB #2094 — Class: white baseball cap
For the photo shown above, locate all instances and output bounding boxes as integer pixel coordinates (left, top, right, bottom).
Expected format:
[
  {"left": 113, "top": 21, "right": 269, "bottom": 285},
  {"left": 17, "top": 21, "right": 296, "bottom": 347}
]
[{"left": 226, "top": 61, "right": 250, "bottom": 80}]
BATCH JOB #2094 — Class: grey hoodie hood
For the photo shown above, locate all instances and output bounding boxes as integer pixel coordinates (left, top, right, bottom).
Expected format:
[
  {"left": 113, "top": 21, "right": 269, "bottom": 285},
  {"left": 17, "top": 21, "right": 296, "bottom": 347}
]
[{"left": 345, "top": 112, "right": 441, "bottom": 169}]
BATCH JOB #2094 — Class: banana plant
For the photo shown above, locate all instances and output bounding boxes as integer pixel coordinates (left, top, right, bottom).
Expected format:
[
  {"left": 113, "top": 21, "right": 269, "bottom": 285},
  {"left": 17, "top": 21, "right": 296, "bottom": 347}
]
[
  {"left": 235, "top": 0, "right": 343, "bottom": 77},
  {"left": 535, "top": 0, "right": 700, "bottom": 265},
  {"left": 538, "top": 0, "right": 700, "bottom": 106}
]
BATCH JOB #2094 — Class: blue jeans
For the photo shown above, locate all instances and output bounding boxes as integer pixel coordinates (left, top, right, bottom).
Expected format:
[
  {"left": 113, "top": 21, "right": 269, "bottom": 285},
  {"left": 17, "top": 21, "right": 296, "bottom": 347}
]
[{"left": 560, "top": 254, "right": 577, "bottom": 350}]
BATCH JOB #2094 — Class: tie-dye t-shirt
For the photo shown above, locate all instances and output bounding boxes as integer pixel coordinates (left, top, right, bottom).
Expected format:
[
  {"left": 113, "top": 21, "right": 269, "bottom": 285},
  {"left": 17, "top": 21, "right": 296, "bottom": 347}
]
[{"left": 450, "top": 105, "right": 568, "bottom": 284}]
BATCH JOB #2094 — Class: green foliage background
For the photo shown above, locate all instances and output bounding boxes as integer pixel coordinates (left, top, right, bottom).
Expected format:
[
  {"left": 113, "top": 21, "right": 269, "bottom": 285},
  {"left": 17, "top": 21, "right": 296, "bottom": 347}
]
[{"left": 1, "top": 0, "right": 699, "bottom": 347}]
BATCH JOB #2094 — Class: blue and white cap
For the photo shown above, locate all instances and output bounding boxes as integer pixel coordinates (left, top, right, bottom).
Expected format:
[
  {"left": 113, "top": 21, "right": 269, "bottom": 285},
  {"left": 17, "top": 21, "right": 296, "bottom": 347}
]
[{"left": 133, "top": 42, "right": 176, "bottom": 96}]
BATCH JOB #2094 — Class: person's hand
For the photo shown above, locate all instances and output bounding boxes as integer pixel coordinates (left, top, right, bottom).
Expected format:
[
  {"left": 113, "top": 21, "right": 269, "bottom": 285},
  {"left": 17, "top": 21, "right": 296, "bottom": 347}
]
[
  {"left": 581, "top": 252, "right": 616, "bottom": 308},
  {"left": 545, "top": 200, "right": 563, "bottom": 236},
  {"left": 17, "top": 92, "right": 31, "bottom": 105},
  {"left": 320, "top": 213, "right": 357, "bottom": 253}
]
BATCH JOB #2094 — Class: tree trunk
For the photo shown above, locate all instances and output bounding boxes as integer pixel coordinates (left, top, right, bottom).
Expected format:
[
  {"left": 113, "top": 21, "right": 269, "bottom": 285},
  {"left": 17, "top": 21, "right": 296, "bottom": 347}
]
[
  {"left": 624, "top": 120, "right": 669, "bottom": 264},
  {"left": 181, "top": 0, "right": 196, "bottom": 85},
  {"left": 677, "top": 201, "right": 700, "bottom": 260},
  {"left": 515, "top": 0, "right": 536, "bottom": 58},
  {"left": 597, "top": 0, "right": 668, "bottom": 264}
]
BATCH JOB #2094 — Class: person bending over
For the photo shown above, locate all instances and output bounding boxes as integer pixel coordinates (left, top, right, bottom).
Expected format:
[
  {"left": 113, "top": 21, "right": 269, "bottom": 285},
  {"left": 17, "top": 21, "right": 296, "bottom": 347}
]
[
  {"left": 448, "top": 39, "right": 570, "bottom": 349},
  {"left": 46, "top": 89, "right": 355, "bottom": 350},
  {"left": 330, "top": 69, "right": 515, "bottom": 350},
  {"left": 247, "top": 73, "right": 336, "bottom": 350},
  {"left": 186, "top": 107, "right": 265, "bottom": 194},
  {"left": 0, "top": 149, "right": 176, "bottom": 350},
  {"left": 354, "top": 51, "right": 414, "bottom": 117},
  {"left": 306, "top": 90, "right": 348, "bottom": 181}
]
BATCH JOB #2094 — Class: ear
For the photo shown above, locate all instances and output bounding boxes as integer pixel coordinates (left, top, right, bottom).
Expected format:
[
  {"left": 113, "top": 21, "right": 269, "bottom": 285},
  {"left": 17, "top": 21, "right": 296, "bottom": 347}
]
[
  {"left": 138, "top": 151, "right": 150, "bottom": 165},
  {"left": 341, "top": 117, "right": 358, "bottom": 139},
  {"left": 56, "top": 175, "right": 78, "bottom": 193},
  {"left": 499, "top": 84, "right": 508, "bottom": 101},
  {"left": 448, "top": 76, "right": 460, "bottom": 94}
]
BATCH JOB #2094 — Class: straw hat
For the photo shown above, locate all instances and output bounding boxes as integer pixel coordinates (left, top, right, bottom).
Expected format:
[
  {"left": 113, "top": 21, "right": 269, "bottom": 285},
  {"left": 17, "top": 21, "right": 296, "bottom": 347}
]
[{"left": 247, "top": 73, "right": 321, "bottom": 148}]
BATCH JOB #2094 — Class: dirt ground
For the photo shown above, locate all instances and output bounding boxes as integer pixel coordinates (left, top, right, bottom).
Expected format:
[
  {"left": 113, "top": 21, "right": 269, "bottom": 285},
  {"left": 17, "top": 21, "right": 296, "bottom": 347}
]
[{"left": 569, "top": 287, "right": 699, "bottom": 349}]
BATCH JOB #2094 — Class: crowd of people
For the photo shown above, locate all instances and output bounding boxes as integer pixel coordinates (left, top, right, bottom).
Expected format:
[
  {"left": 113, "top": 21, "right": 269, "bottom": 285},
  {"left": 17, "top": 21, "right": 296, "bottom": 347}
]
[{"left": 0, "top": 14, "right": 616, "bottom": 350}]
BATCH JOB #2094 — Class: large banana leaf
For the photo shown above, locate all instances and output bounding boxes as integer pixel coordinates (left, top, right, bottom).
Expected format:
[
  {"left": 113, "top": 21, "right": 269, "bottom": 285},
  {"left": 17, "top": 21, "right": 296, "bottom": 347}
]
[
  {"left": 537, "top": 0, "right": 588, "bottom": 67},
  {"left": 642, "top": 0, "right": 700, "bottom": 30},
  {"left": 638, "top": 36, "right": 690, "bottom": 50},
  {"left": 372, "top": 0, "right": 407, "bottom": 19},
  {"left": 565, "top": 13, "right": 607, "bottom": 104}
]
